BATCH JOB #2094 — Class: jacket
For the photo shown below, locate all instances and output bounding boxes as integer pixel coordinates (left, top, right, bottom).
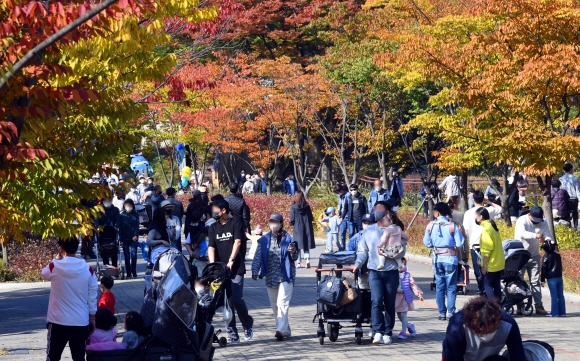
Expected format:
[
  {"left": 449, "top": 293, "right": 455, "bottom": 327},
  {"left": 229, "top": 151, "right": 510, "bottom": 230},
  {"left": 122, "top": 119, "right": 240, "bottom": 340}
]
[
  {"left": 41, "top": 257, "right": 99, "bottom": 326},
  {"left": 508, "top": 189, "right": 525, "bottom": 217},
  {"left": 422, "top": 216, "right": 464, "bottom": 265},
  {"left": 551, "top": 187, "right": 570, "bottom": 218},
  {"left": 479, "top": 220, "right": 505, "bottom": 273},
  {"left": 95, "top": 206, "right": 119, "bottom": 229},
  {"left": 282, "top": 178, "right": 297, "bottom": 195},
  {"left": 355, "top": 224, "right": 406, "bottom": 271},
  {"left": 514, "top": 215, "right": 552, "bottom": 258},
  {"left": 541, "top": 251, "right": 563, "bottom": 282},
  {"left": 368, "top": 188, "right": 389, "bottom": 211},
  {"left": 390, "top": 176, "right": 404, "bottom": 199},
  {"left": 340, "top": 193, "right": 368, "bottom": 221},
  {"left": 559, "top": 173, "right": 580, "bottom": 200},
  {"left": 252, "top": 231, "right": 297, "bottom": 284},
  {"left": 439, "top": 175, "right": 460, "bottom": 200},
  {"left": 118, "top": 210, "right": 139, "bottom": 240},
  {"left": 337, "top": 193, "right": 347, "bottom": 217},
  {"left": 86, "top": 328, "right": 126, "bottom": 351},
  {"left": 289, "top": 203, "right": 316, "bottom": 250},
  {"left": 166, "top": 197, "right": 184, "bottom": 221},
  {"left": 225, "top": 194, "right": 251, "bottom": 231}
]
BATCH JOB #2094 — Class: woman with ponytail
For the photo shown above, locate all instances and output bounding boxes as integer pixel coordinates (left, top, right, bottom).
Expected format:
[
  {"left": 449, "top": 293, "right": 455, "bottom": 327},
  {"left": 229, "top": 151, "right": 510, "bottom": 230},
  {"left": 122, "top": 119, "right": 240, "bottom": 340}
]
[{"left": 476, "top": 207, "right": 505, "bottom": 300}]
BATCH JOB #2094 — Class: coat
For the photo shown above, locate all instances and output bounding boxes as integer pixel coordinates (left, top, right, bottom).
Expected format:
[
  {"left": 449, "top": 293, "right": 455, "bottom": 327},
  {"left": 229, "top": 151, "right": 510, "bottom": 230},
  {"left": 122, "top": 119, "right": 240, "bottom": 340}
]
[{"left": 289, "top": 203, "right": 316, "bottom": 251}]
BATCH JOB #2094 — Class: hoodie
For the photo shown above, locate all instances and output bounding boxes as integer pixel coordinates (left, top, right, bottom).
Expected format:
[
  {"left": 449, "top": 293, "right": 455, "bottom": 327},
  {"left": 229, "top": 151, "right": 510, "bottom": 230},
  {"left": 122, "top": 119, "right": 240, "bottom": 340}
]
[{"left": 41, "top": 257, "right": 99, "bottom": 326}]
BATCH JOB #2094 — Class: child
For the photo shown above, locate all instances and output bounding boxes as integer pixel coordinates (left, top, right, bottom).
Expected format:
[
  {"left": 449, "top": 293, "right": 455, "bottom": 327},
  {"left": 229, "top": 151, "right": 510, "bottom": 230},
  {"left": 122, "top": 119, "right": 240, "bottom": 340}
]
[
  {"left": 86, "top": 308, "right": 126, "bottom": 351},
  {"left": 122, "top": 311, "right": 146, "bottom": 349},
  {"left": 194, "top": 277, "right": 213, "bottom": 309},
  {"left": 377, "top": 213, "right": 408, "bottom": 270},
  {"left": 395, "top": 258, "right": 424, "bottom": 339},
  {"left": 320, "top": 207, "right": 340, "bottom": 252},
  {"left": 541, "top": 240, "right": 565, "bottom": 317},
  {"left": 98, "top": 276, "right": 116, "bottom": 314}
]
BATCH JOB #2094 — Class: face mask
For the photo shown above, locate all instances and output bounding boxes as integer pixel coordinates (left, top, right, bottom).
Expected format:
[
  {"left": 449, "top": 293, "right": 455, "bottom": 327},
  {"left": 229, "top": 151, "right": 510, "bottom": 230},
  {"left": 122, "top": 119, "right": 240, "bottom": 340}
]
[
  {"left": 362, "top": 222, "right": 370, "bottom": 230},
  {"left": 212, "top": 211, "right": 221, "bottom": 220},
  {"left": 475, "top": 219, "right": 481, "bottom": 226},
  {"left": 125, "top": 206, "right": 133, "bottom": 212},
  {"left": 103, "top": 202, "right": 112, "bottom": 208},
  {"left": 374, "top": 211, "right": 386, "bottom": 221},
  {"left": 269, "top": 223, "right": 281, "bottom": 233},
  {"left": 139, "top": 179, "right": 145, "bottom": 184},
  {"left": 531, "top": 220, "right": 540, "bottom": 225},
  {"left": 350, "top": 190, "right": 357, "bottom": 196},
  {"left": 148, "top": 181, "right": 153, "bottom": 185},
  {"left": 195, "top": 287, "right": 206, "bottom": 295}
]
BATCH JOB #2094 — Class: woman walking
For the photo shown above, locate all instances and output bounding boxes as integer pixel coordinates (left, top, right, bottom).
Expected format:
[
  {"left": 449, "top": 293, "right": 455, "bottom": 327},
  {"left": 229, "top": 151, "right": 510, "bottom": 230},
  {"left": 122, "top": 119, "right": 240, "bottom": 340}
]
[
  {"left": 119, "top": 199, "right": 140, "bottom": 278},
  {"left": 476, "top": 207, "right": 505, "bottom": 300},
  {"left": 289, "top": 191, "right": 316, "bottom": 268},
  {"left": 252, "top": 213, "right": 298, "bottom": 340}
]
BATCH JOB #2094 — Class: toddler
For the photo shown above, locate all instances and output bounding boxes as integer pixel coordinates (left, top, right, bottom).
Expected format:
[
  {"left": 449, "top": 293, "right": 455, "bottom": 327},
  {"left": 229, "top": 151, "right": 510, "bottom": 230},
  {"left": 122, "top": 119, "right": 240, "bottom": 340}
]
[
  {"left": 395, "top": 258, "right": 424, "bottom": 339},
  {"left": 86, "top": 308, "right": 126, "bottom": 351},
  {"left": 194, "top": 277, "right": 213, "bottom": 309},
  {"left": 321, "top": 207, "right": 340, "bottom": 252},
  {"left": 122, "top": 311, "right": 146, "bottom": 349},
  {"left": 377, "top": 213, "right": 408, "bottom": 269},
  {"left": 98, "top": 276, "right": 116, "bottom": 314},
  {"left": 541, "top": 240, "right": 565, "bottom": 317}
]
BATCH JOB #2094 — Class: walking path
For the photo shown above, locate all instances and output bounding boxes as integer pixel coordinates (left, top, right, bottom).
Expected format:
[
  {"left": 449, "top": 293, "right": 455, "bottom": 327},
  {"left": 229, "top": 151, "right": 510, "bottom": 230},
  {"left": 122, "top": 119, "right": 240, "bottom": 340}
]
[{"left": 1, "top": 244, "right": 579, "bottom": 360}]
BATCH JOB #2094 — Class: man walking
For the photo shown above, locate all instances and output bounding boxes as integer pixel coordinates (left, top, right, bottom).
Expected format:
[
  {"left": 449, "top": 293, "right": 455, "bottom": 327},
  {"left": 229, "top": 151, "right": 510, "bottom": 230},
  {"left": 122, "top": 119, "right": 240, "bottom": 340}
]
[
  {"left": 423, "top": 202, "right": 464, "bottom": 320},
  {"left": 340, "top": 184, "right": 367, "bottom": 244},
  {"left": 514, "top": 206, "right": 552, "bottom": 315},
  {"left": 352, "top": 201, "right": 405, "bottom": 345},
  {"left": 42, "top": 237, "right": 99, "bottom": 361},
  {"left": 368, "top": 179, "right": 389, "bottom": 211},
  {"left": 224, "top": 182, "right": 251, "bottom": 233},
  {"left": 560, "top": 163, "right": 580, "bottom": 228},
  {"left": 463, "top": 191, "right": 502, "bottom": 295},
  {"left": 208, "top": 200, "right": 254, "bottom": 343}
]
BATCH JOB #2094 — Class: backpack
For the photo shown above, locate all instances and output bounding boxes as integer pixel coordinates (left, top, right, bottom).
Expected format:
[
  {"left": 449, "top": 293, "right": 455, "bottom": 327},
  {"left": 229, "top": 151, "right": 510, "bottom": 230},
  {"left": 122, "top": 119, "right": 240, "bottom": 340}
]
[
  {"left": 427, "top": 220, "right": 456, "bottom": 236},
  {"left": 317, "top": 269, "right": 345, "bottom": 308}
]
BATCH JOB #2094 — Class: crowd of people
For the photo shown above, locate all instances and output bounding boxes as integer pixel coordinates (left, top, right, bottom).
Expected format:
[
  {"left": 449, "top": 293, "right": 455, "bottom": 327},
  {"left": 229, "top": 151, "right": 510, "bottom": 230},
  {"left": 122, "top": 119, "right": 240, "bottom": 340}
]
[{"left": 40, "top": 166, "right": 572, "bottom": 361}]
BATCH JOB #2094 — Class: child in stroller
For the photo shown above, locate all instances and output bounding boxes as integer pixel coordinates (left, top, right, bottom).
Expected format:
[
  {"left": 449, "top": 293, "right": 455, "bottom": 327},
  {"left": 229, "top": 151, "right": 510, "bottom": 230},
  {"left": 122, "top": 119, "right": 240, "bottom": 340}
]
[
  {"left": 500, "top": 240, "right": 534, "bottom": 316},
  {"left": 198, "top": 262, "right": 229, "bottom": 348}
]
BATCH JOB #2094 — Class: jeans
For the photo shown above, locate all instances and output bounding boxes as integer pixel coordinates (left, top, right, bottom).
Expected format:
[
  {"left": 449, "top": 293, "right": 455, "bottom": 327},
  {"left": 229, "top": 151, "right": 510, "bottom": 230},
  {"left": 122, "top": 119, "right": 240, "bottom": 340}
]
[
  {"left": 297, "top": 250, "right": 311, "bottom": 263},
  {"left": 547, "top": 277, "right": 566, "bottom": 316},
  {"left": 339, "top": 221, "right": 348, "bottom": 250},
  {"left": 122, "top": 238, "right": 138, "bottom": 276},
  {"left": 46, "top": 323, "right": 89, "bottom": 361},
  {"left": 227, "top": 274, "right": 254, "bottom": 335},
  {"left": 266, "top": 282, "right": 293, "bottom": 335},
  {"left": 471, "top": 249, "right": 484, "bottom": 293},
  {"left": 483, "top": 271, "right": 502, "bottom": 301},
  {"left": 348, "top": 219, "right": 362, "bottom": 239},
  {"left": 434, "top": 262, "right": 458, "bottom": 315},
  {"left": 519, "top": 255, "right": 542, "bottom": 306},
  {"left": 368, "top": 270, "right": 399, "bottom": 336},
  {"left": 326, "top": 233, "right": 339, "bottom": 251}
]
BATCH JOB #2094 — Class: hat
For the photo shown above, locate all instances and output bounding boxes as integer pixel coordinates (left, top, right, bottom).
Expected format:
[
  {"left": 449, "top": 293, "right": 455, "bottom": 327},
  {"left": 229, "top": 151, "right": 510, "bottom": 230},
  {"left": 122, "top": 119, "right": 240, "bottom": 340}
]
[
  {"left": 325, "top": 206, "right": 335, "bottom": 214},
  {"left": 147, "top": 177, "right": 154, "bottom": 181},
  {"left": 160, "top": 199, "right": 175, "bottom": 210},
  {"left": 269, "top": 213, "right": 284, "bottom": 223},
  {"left": 530, "top": 206, "right": 544, "bottom": 223},
  {"left": 362, "top": 213, "right": 376, "bottom": 223},
  {"left": 139, "top": 175, "right": 145, "bottom": 179},
  {"left": 517, "top": 183, "right": 527, "bottom": 189},
  {"left": 192, "top": 190, "right": 201, "bottom": 197}
]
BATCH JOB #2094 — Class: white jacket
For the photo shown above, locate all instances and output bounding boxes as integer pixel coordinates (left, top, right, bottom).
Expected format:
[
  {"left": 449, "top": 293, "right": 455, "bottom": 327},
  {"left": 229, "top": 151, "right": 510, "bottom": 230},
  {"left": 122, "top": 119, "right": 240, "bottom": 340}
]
[
  {"left": 514, "top": 215, "right": 552, "bottom": 258},
  {"left": 42, "top": 257, "right": 99, "bottom": 326}
]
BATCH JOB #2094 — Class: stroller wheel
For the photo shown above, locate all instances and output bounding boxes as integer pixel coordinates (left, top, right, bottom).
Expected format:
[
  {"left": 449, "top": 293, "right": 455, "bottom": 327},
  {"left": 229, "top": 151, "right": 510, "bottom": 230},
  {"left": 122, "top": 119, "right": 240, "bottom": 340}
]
[
  {"left": 356, "top": 334, "right": 362, "bottom": 345},
  {"left": 319, "top": 335, "right": 324, "bottom": 345},
  {"left": 327, "top": 323, "right": 339, "bottom": 342},
  {"left": 218, "top": 337, "right": 227, "bottom": 347},
  {"left": 503, "top": 304, "right": 514, "bottom": 315},
  {"left": 521, "top": 301, "right": 534, "bottom": 316}
]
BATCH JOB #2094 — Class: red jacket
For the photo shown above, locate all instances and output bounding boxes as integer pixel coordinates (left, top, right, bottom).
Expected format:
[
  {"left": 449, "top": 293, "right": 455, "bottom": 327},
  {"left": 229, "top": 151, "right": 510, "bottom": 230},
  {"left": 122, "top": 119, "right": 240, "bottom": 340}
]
[{"left": 98, "top": 292, "right": 116, "bottom": 314}]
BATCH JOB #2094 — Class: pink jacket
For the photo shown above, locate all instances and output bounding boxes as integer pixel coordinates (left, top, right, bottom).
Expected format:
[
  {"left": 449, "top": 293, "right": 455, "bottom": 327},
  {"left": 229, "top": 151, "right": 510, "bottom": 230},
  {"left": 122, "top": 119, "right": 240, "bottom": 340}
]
[{"left": 86, "top": 328, "right": 127, "bottom": 351}]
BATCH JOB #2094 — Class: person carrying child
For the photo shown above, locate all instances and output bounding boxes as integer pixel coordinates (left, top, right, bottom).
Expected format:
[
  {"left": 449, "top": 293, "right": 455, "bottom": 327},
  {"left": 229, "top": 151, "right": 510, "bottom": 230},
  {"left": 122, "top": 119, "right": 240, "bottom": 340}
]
[
  {"left": 395, "top": 258, "right": 424, "bottom": 340},
  {"left": 541, "top": 240, "right": 565, "bottom": 317},
  {"left": 122, "top": 311, "right": 146, "bottom": 349},
  {"left": 320, "top": 207, "right": 340, "bottom": 252},
  {"left": 98, "top": 276, "right": 115, "bottom": 314},
  {"left": 377, "top": 212, "right": 408, "bottom": 270},
  {"left": 86, "top": 308, "right": 126, "bottom": 351}
]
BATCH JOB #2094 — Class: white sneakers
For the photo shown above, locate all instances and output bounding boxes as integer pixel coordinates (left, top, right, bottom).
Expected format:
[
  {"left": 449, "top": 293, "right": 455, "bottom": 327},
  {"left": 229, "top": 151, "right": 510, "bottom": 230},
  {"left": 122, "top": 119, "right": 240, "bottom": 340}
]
[{"left": 372, "top": 333, "right": 393, "bottom": 345}]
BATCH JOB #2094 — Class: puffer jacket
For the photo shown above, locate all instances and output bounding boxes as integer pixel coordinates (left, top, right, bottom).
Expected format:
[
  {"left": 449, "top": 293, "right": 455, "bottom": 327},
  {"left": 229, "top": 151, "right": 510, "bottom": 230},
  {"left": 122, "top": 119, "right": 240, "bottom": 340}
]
[
  {"left": 551, "top": 187, "right": 570, "bottom": 219},
  {"left": 118, "top": 210, "right": 139, "bottom": 240}
]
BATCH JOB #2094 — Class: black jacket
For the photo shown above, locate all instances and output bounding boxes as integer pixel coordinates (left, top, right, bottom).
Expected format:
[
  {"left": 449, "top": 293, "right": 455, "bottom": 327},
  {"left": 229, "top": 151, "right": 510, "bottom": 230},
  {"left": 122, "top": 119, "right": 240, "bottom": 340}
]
[
  {"left": 541, "top": 252, "right": 563, "bottom": 282},
  {"left": 508, "top": 189, "right": 525, "bottom": 217},
  {"left": 225, "top": 194, "right": 251, "bottom": 231},
  {"left": 166, "top": 197, "right": 184, "bottom": 221}
]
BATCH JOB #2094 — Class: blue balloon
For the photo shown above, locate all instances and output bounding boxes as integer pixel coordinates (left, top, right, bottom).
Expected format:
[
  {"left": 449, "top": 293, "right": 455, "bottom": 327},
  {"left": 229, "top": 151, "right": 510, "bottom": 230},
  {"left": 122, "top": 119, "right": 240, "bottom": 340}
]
[
  {"left": 130, "top": 154, "right": 149, "bottom": 171},
  {"left": 176, "top": 142, "right": 185, "bottom": 151}
]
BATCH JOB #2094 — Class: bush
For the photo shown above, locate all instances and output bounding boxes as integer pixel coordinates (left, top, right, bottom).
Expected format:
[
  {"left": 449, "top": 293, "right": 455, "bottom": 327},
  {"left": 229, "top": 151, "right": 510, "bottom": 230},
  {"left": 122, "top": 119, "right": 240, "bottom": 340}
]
[
  {"left": 0, "top": 259, "right": 14, "bottom": 282},
  {"left": 561, "top": 249, "right": 580, "bottom": 294},
  {"left": 6, "top": 238, "right": 59, "bottom": 282},
  {"left": 397, "top": 207, "right": 431, "bottom": 256}
]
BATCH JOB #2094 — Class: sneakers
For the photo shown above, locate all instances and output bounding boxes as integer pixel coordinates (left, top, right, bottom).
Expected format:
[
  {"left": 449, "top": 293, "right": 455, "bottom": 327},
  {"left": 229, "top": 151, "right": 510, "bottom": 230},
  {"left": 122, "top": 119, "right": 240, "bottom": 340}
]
[
  {"left": 275, "top": 331, "right": 284, "bottom": 341},
  {"left": 397, "top": 332, "right": 407, "bottom": 340},
  {"left": 244, "top": 328, "right": 254, "bottom": 341},
  {"left": 408, "top": 323, "right": 417, "bottom": 337},
  {"left": 536, "top": 304, "right": 548, "bottom": 315},
  {"left": 372, "top": 333, "right": 383, "bottom": 345},
  {"left": 383, "top": 335, "right": 393, "bottom": 344},
  {"left": 446, "top": 312, "right": 454, "bottom": 319},
  {"left": 227, "top": 328, "right": 240, "bottom": 344},
  {"left": 438, "top": 314, "right": 446, "bottom": 321},
  {"left": 324, "top": 248, "right": 332, "bottom": 253},
  {"left": 305, "top": 258, "right": 311, "bottom": 269}
]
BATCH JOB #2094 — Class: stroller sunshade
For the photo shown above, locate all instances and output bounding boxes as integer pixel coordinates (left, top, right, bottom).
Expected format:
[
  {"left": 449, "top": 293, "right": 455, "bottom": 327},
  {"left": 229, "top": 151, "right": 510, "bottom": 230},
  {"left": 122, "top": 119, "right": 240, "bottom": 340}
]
[{"left": 158, "top": 255, "right": 197, "bottom": 328}]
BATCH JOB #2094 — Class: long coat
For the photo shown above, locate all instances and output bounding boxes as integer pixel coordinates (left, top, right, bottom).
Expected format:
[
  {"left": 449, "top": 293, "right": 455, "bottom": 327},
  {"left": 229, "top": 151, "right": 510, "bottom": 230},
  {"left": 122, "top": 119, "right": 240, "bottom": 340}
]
[{"left": 289, "top": 203, "right": 316, "bottom": 251}]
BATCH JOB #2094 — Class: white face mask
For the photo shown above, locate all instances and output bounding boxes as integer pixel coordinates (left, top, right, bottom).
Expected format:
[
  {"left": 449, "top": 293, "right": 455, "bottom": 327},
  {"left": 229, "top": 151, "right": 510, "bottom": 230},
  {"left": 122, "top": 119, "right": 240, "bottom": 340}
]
[
  {"left": 139, "top": 179, "right": 145, "bottom": 184},
  {"left": 269, "top": 223, "right": 281, "bottom": 233},
  {"left": 130, "top": 188, "right": 136, "bottom": 192},
  {"left": 350, "top": 190, "right": 357, "bottom": 196},
  {"left": 195, "top": 287, "right": 206, "bottom": 295},
  {"left": 125, "top": 206, "right": 133, "bottom": 212},
  {"left": 375, "top": 186, "right": 381, "bottom": 192},
  {"left": 103, "top": 202, "right": 112, "bottom": 208}
]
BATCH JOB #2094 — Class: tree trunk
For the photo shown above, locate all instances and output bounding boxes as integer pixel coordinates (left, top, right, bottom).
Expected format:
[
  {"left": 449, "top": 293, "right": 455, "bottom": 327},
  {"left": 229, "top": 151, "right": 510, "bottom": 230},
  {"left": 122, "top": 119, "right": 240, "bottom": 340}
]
[
  {"left": 1, "top": 239, "right": 7, "bottom": 266},
  {"left": 537, "top": 175, "right": 556, "bottom": 241},
  {"left": 460, "top": 170, "right": 468, "bottom": 212},
  {"left": 378, "top": 153, "right": 388, "bottom": 189}
]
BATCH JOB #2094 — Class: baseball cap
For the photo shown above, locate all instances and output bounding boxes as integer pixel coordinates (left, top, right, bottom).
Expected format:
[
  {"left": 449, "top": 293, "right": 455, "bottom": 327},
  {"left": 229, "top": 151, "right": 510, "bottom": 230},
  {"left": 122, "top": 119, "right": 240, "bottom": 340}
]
[
  {"left": 529, "top": 206, "right": 544, "bottom": 223},
  {"left": 269, "top": 213, "right": 284, "bottom": 223},
  {"left": 362, "top": 213, "right": 375, "bottom": 223},
  {"left": 325, "top": 207, "right": 335, "bottom": 214}
]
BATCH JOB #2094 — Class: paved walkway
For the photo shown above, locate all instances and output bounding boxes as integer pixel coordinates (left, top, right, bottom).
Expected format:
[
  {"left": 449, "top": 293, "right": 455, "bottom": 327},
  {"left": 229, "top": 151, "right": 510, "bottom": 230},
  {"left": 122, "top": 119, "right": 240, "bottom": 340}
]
[{"left": 1, "top": 243, "right": 580, "bottom": 360}]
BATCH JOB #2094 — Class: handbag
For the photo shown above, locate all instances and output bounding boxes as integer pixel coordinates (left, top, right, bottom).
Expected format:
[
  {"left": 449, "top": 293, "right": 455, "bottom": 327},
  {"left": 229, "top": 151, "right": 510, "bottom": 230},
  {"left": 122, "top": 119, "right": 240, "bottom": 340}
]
[
  {"left": 223, "top": 290, "right": 233, "bottom": 323},
  {"left": 317, "top": 269, "right": 345, "bottom": 307},
  {"left": 340, "top": 278, "right": 357, "bottom": 306}
]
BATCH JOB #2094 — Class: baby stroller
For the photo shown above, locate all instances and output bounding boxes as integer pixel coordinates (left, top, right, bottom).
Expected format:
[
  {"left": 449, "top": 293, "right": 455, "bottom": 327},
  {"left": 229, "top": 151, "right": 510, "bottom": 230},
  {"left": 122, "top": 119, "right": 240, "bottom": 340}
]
[
  {"left": 144, "top": 248, "right": 188, "bottom": 294},
  {"left": 313, "top": 251, "right": 371, "bottom": 345},
  {"left": 500, "top": 240, "right": 534, "bottom": 316},
  {"left": 198, "top": 262, "right": 229, "bottom": 348},
  {"left": 503, "top": 340, "right": 555, "bottom": 360},
  {"left": 95, "top": 225, "right": 125, "bottom": 280}
]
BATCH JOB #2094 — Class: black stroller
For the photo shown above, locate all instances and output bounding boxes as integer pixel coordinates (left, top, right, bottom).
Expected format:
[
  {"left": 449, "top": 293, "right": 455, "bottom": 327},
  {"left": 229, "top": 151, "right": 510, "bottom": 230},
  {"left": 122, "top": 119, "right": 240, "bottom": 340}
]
[
  {"left": 95, "top": 225, "right": 125, "bottom": 280},
  {"left": 198, "top": 262, "right": 229, "bottom": 348},
  {"left": 500, "top": 240, "right": 534, "bottom": 316},
  {"left": 313, "top": 251, "right": 371, "bottom": 345}
]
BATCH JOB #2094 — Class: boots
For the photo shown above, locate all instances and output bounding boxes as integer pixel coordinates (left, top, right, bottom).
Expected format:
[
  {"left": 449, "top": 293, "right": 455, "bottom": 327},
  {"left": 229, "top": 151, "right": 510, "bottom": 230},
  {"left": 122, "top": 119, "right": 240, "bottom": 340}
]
[{"left": 536, "top": 304, "right": 548, "bottom": 315}]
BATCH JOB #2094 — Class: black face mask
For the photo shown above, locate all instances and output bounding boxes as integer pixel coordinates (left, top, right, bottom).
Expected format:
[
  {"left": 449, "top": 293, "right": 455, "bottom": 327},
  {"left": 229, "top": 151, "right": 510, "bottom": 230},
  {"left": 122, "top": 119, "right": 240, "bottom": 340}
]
[
  {"left": 531, "top": 220, "right": 540, "bottom": 225},
  {"left": 212, "top": 211, "right": 221, "bottom": 220},
  {"left": 475, "top": 219, "right": 481, "bottom": 226}
]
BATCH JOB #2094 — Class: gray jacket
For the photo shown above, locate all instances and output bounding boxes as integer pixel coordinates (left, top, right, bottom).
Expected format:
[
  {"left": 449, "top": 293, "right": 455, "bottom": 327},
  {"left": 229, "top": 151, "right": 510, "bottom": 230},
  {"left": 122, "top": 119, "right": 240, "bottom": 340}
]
[{"left": 355, "top": 224, "right": 406, "bottom": 271}]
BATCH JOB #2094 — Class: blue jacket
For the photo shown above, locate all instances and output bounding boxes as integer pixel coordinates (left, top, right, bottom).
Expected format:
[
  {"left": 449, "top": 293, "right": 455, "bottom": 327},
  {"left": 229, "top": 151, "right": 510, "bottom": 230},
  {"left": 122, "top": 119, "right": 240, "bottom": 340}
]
[
  {"left": 390, "top": 176, "right": 404, "bottom": 198},
  {"left": 347, "top": 231, "right": 363, "bottom": 252},
  {"left": 260, "top": 179, "right": 267, "bottom": 193},
  {"left": 423, "top": 216, "right": 464, "bottom": 265},
  {"left": 253, "top": 231, "right": 296, "bottom": 283},
  {"left": 368, "top": 188, "right": 389, "bottom": 211},
  {"left": 340, "top": 193, "right": 368, "bottom": 221},
  {"left": 282, "top": 179, "right": 297, "bottom": 195}
]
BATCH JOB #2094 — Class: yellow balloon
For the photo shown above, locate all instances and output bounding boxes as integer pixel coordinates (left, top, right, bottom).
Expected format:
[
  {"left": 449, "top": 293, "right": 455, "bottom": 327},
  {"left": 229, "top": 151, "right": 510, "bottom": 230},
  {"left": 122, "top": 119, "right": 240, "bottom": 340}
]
[{"left": 181, "top": 166, "right": 192, "bottom": 177}]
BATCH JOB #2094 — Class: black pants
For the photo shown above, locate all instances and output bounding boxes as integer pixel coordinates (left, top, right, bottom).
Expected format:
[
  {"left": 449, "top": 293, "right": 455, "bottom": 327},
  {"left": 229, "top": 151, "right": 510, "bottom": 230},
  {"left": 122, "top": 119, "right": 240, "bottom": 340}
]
[
  {"left": 471, "top": 249, "right": 484, "bottom": 293},
  {"left": 483, "top": 271, "right": 503, "bottom": 301},
  {"left": 47, "top": 323, "right": 89, "bottom": 361},
  {"left": 570, "top": 199, "right": 579, "bottom": 228},
  {"left": 101, "top": 248, "right": 118, "bottom": 267}
]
